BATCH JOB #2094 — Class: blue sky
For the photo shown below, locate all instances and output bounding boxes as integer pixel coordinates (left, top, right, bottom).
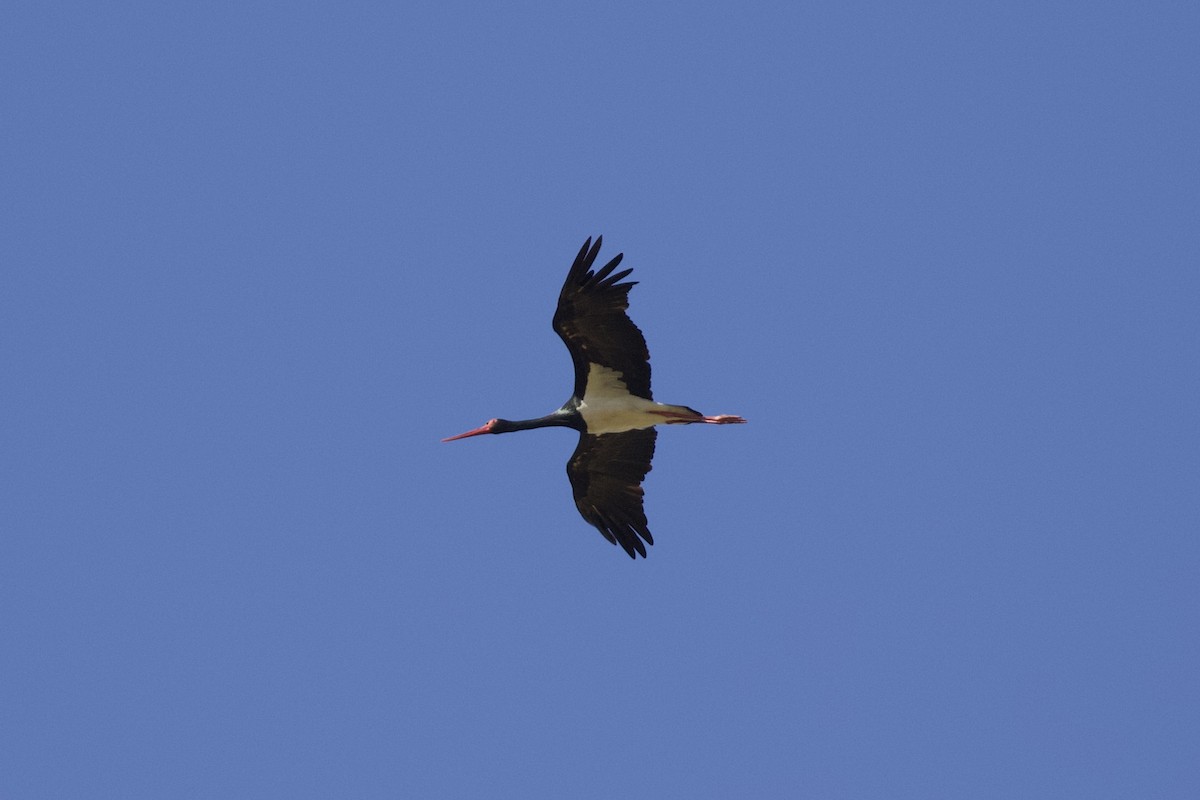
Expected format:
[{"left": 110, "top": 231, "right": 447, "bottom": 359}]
[{"left": 2, "top": 2, "right": 1197, "bottom": 797}]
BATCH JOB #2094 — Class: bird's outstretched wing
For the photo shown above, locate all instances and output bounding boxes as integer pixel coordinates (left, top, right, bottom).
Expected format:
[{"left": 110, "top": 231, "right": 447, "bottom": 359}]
[
  {"left": 553, "top": 236, "right": 652, "bottom": 401},
  {"left": 566, "top": 429, "right": 657, "bottom": 558}
]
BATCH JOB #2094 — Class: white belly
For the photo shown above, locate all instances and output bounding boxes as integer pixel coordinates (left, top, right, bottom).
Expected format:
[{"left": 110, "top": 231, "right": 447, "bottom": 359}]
[{"left": 577, "top": 363, "right": 676, "bottom": 434}]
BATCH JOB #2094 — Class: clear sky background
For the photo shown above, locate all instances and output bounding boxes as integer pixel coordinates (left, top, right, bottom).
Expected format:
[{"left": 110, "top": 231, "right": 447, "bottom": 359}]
[{"left": 3, "top": 2, "right": 1197, "bottom": 798}]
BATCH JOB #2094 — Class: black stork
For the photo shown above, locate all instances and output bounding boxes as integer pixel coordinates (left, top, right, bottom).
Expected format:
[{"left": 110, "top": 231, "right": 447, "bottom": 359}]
[{"left": 443, "top": 236, "right": 745, "bottom": 558}]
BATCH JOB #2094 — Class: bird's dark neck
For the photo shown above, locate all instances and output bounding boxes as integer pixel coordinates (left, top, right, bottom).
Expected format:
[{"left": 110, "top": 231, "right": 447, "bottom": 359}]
[{"left": 498, "top": 407, "right": 584, "bottom": 433}]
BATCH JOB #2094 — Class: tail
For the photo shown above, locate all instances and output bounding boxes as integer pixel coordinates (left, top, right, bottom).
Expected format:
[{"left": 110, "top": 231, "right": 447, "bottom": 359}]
[{"left": 653, "top": 405, "right": 747, "bottom": 425}]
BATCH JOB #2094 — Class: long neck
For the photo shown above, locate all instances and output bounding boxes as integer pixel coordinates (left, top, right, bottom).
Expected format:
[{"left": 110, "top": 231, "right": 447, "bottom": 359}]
[{"left": 503, "top": 408, "right": 583, "bottom": 433}]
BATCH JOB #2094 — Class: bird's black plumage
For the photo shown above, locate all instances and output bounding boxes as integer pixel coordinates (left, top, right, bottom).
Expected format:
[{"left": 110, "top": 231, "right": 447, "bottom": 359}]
[
  {"left": 552, "top": 236, "right": 652, "bottom": 401},
  {"left": 442, "top": 235, "right": 745, "bottom": 559},
  {"left": 567, "top": 428, "right": 657, "bottom": 559},
  {"left": 552, "top": 236, "right": 659, "bottom": 557}
]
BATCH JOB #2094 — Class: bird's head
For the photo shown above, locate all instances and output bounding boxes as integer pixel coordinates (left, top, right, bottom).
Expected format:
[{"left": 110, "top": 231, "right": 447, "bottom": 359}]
[{"left": 441, "top": 418, "right": 514, "bottom": 442}]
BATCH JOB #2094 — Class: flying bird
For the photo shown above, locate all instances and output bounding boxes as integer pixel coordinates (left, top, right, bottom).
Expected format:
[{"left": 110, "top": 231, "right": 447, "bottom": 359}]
[{"left": 443, "top": 236, "right": 745, "bottom": 558}]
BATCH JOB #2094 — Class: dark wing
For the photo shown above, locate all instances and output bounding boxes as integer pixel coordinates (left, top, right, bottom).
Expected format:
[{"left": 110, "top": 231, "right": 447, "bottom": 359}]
[
  {"left": 566, "top": 429, "right": 657, "bottom": 559},
  {"left": 553, "top": 236, "right": 652, "bottom": 401}
]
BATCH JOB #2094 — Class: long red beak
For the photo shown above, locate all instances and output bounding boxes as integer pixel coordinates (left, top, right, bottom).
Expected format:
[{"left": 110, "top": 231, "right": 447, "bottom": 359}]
[{"left": 441, "top": 424, "right": 492, "bottom": 442}]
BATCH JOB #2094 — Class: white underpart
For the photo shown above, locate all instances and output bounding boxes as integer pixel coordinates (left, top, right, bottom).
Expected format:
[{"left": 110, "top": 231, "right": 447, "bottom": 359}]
[{"left": 577, "top": 363, "right": 692, "bottom": 434}]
